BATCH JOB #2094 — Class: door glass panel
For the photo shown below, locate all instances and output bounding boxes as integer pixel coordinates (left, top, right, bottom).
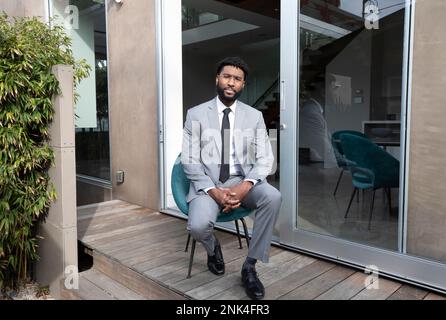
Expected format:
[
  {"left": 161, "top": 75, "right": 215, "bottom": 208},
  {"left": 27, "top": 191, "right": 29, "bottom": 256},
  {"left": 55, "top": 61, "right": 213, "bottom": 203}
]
[
  {"left": 180, "top": 0, "right": 280, "bottom": 236},
  {"left": 297, "top": 0, "right": 406, "bottom": 251},
  {"left": 51, "top": 0, "right": 111, "bottom": 181}
]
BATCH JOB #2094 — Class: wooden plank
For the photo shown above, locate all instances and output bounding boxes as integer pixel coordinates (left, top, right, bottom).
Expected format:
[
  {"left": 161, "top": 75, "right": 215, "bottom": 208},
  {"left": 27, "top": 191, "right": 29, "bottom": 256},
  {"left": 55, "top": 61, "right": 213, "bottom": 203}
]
[
  {"left": 79, "top": 217, "right": 180, "bottom": 245},
  {"left": 279, "top": 265, "right": 355, "bottom": 300},
  {"left": 72, "top": 275, "right": 116, "bottom": 300},
  {"left": 77, "top": 200, "right": 132, "bottom": 216},
  {"left": 123, "top": 240, "right": 188, "bottom": 267},
  {"left": 85, "top": 215, "right": 178, "bottom": 247},
  {"left": 387, "top": 284, "right": 429, "bottom": 300},
  {"left": 171, "top": 246, "right": 283, "bottom": 294},
  {"left": 263, "top": 260, "right": 336, "bottom": 300},
  {"left": 210, "top": 254, "right": 316, "bottom": 300},
  {"left": 78, "top": 209, "right": 162, "bottom": 237},
  {"left": 92, "top": 251, "right": 187, "bottom": 300},
  {"left": 77, "top": 208, "right": 155, "bottom": 230},
  {"left": 153, "top": 238, "right": 249, "bottom": 283},
  {"left": 77, "top": 199, "right": 125, "bottom": 211},
  {"left": 78, "top": 212, "right": 158, "bottom": 238},
  {"left": 105, "top": 227, "right": 189, "bottom": 260},
  {"left": 424, "top": 292, "right": 446, "bottom": 300},
  {"left": 132, "top": 232, "right": 235, "bottom": 272},
  {"left": 82, "top": 269, "right": 146, "bottom": 300},
  {"left": 315, "top": 272, "right": 369, "bottom": 300},
  {"left": 352, "top": 277, "right": 402, "bottom": 300},
  {"left": 59, "top": 278, "right": 81, "bottom": 300},
  {"left": 105, "top": 222, "right": 237, "bottom": 264},
  {"left": 77, "top": 205, "right": 143, "bottom": 221},
  {"left": 185, "top": 250, "right": 298, "bottom": 300},
  {"left": 127, "top": 228, "right": 237, "bottom": 269},
  {"left": 96, "top": 220, "right": 187, "bottom": 252},
  {"left": 88, "top": 214, "right": 183, "bottom": 247},
  {"left": 156, "top": 235, "right": 256, "bottom": 286},
  {"left": 75, "top": 202, "right": 445, "bottom": 301}
]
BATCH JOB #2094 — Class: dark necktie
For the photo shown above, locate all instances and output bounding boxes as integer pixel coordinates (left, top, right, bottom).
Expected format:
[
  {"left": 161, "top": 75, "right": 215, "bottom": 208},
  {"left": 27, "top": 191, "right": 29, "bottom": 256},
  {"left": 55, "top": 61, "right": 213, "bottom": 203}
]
[{"left": 219, "top": 108, "right": 231, "bottom": 183}]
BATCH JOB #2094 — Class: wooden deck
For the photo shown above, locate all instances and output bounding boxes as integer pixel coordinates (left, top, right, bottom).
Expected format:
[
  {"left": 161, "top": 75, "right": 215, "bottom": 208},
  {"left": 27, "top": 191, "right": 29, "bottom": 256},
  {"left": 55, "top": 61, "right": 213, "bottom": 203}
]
[{"left": 74, "top": 200, "right": 445, "bottom": 300}]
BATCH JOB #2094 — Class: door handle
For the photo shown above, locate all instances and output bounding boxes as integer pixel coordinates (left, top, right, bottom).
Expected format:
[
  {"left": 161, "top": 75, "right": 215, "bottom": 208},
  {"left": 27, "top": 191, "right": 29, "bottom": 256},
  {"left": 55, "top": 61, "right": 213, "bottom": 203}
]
[
  {"left": 280, "top": 80, "right": 285, "bottom": 111},
  {"left": 280, "top": 123, "right": 286, "bottom": 131}
]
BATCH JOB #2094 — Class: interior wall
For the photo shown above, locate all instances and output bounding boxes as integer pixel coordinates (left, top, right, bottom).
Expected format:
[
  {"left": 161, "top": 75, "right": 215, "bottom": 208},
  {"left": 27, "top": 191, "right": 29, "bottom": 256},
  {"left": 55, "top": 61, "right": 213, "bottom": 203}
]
[
  {"left": 108, "top": 0, "right": 159, "bottom": 210},
  {"left": 325, "top": 30, "right": 372, "bottom": 133},
  {"left": 370, "top": 10, "right": 405, "bottom": 121},
  {"left": 407, "top": 0, "right": 446, "bottom": 263}
]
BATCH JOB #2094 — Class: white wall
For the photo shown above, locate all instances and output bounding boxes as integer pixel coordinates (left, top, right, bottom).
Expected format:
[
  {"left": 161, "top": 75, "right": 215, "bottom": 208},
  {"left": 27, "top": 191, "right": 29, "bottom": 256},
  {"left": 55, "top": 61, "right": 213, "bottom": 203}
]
[{"left": 51, "top": 0, "right": 98, "bottom": 129}]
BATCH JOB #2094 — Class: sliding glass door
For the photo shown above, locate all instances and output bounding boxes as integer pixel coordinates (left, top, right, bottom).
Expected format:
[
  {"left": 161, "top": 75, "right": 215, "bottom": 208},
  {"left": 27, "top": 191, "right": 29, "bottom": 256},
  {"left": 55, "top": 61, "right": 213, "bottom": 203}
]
[
  {"left": 159, "top": 0, "right": 446, "bottom": 292},
  {"left": 279, "top": 0, "right": 446, "bottom": 292}
]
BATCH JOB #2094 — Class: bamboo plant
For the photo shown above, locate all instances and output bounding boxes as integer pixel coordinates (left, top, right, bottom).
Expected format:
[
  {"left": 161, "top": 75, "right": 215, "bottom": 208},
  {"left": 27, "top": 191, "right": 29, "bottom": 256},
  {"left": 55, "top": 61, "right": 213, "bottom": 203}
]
[{"left": 0, "top": 13, "right": 90, "bottom": 288}]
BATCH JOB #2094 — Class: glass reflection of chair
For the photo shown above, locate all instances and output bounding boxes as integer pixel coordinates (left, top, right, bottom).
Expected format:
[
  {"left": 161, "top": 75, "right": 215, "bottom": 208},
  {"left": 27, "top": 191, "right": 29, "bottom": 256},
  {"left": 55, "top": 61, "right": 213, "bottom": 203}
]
[
  {"left": 340, "top": 134, "right": 399, "bottom": 230},
  {"left": 331, "top": 130, "right": 367, "bottom": 196},
  {"left": 171, "top": 155, "right": 252, "bottom": 278}
]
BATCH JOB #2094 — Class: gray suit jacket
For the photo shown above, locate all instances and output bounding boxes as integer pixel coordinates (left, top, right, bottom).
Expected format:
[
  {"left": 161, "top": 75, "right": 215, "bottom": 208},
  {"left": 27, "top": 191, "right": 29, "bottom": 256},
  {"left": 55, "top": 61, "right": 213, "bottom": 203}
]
[{"left": 181, "top": 97, "right": 275, "bottom": 202}]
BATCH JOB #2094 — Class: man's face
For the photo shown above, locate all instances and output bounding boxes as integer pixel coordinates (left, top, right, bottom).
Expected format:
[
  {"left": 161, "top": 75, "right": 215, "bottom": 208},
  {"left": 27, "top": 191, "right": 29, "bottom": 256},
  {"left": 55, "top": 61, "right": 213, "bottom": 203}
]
[{"left": 216, "top": 65, "right": 245, "bottom": 103}]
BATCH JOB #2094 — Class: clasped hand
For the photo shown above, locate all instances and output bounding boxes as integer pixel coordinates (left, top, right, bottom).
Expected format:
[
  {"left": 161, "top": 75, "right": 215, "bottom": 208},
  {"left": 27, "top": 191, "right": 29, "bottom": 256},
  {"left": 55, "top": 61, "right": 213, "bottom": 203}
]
[{"left": 208, "top": 181, "right": 253, "bottom": 213}]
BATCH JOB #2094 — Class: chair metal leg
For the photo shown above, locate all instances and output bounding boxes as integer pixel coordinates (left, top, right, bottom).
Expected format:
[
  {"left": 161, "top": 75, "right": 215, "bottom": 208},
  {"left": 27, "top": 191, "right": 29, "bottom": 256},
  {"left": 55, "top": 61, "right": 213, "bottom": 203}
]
[
  {"left": 185, "top": 233, "right": 191, "bottom": 252},
  {"left": 368, "top": 189, "right": 376, "bottom": 230},
  {"left": 187, "top": 239, "right": 196, "bottom": 279},
  {"left": 234, "top": 220, "right": 243, "bottom": 249},
  {"left": 333, "top": 169, "right": 345, "bottom": 196},
  {"left": 345, "top": 188, "right": 357, "bottom": 218},
  {"left": 240, "top": 218, "right": 250, "bottom": 248},
  {"left": 386, "top": 188, "right": 392, "bottom": 216}
]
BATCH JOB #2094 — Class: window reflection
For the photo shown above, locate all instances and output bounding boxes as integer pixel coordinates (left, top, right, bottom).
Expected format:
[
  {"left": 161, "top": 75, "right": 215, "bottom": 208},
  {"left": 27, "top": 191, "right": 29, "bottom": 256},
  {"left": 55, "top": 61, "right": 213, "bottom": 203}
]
[{"left": 298, "top": 0, "right": 405, "bottom": 251}]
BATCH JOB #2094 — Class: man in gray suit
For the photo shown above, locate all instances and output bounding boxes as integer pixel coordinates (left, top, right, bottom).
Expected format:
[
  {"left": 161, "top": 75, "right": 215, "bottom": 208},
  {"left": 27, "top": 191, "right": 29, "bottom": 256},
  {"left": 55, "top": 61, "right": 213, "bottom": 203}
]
[{"left": 181, "top": 57, "right": 281, "bottom": 300}]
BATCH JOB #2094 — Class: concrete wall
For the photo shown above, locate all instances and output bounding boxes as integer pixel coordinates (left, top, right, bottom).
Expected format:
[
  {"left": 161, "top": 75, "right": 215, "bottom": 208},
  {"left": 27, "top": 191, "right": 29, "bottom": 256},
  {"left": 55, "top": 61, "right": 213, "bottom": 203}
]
[
  {"left": 107, "top": 0, "right": 159, "bottom": 210},
  {"left": 76, "top": 181, "right": 112, "bottom": 206},
  {"left": 36, "top": 65, "right": 78, "bottom": 299},
  {"left": 0, "top": 0, "right": 46, "bottom": 18},
  {"left": 407, "top": 0, "right": 446, "bottom": 263},
  {"left": 325, "top": 30, "right": 372, "bottom": 133}
]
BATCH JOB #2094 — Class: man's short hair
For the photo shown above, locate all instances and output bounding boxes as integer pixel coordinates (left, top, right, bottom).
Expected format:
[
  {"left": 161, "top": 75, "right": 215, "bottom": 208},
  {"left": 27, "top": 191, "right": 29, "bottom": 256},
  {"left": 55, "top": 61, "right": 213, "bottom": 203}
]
[{"left": 216, "top": 57, "right": 249, "bottom": 81}]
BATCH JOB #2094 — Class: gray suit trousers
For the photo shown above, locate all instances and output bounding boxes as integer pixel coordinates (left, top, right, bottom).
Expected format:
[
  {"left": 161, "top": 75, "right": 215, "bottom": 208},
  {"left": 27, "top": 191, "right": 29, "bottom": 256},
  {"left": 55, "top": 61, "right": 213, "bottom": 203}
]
[{"left": 187, "top": 177, "right": 281, "bottom": 263}]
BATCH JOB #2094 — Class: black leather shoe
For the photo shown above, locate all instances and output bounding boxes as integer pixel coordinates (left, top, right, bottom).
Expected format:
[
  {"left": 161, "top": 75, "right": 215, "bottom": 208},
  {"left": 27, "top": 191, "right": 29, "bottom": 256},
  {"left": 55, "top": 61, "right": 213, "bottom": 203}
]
[
  {"left": 207, "top": 237, "right": 225, "bottom": 275},
  {"left": 241, "top": 267, "right": 265, "bottom": 300}
]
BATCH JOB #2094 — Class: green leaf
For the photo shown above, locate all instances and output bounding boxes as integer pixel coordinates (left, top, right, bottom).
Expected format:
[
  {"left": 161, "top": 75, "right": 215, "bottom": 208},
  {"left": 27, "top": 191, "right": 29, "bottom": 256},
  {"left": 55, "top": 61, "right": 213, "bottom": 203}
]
[{"left": 0, "top": 12, "right": 90, "bottom": 288}]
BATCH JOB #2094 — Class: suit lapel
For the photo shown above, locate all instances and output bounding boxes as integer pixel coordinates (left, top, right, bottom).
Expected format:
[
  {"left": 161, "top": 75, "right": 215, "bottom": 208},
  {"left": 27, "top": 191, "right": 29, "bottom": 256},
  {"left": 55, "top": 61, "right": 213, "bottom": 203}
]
[
  {"left": 233, "top": 103, "right": 245, "bottom": 163},
  {"left": 207, "top": 99, "right": 221, "bottom": 156}
]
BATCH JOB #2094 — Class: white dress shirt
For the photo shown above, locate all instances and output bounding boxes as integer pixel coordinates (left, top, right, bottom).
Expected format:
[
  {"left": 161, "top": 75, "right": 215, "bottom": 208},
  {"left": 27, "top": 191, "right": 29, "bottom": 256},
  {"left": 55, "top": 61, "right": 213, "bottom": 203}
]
[{"left": 203, "top": 97, "right": 258, "bottom": 194}]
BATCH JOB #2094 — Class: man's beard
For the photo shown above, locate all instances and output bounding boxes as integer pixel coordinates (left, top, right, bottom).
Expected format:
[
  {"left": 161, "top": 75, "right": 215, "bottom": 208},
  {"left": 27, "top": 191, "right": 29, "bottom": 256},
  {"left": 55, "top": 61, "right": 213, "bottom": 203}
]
[{"left": 216, "top": 85, "right": 243, "bottom": 103}]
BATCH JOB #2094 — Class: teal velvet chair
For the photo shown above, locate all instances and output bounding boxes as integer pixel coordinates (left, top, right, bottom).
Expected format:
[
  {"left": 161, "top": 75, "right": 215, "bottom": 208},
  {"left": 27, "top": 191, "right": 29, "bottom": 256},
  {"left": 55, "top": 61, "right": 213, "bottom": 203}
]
[
  {"left": 331, "top": 130, "right": 367, "bottom": 196},
  {"left": 171, "top": 155, "right": 254, "bottom": 278},
  {"left": 339, "top": 134, "right": 399, "bottom": 230}
]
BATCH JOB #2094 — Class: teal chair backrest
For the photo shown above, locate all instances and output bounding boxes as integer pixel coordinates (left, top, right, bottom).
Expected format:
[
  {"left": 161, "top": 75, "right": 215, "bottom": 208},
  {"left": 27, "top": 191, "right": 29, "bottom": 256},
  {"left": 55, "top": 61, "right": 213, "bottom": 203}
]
[
  {"left": 331, "top": 130, "right": 367, "bottom": 156},
  {"left": 340, "top": 133, "right": 399, "bottom": 189},
  {"left": 171, "top": 155, "right": 190, "bottom": 215}
]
